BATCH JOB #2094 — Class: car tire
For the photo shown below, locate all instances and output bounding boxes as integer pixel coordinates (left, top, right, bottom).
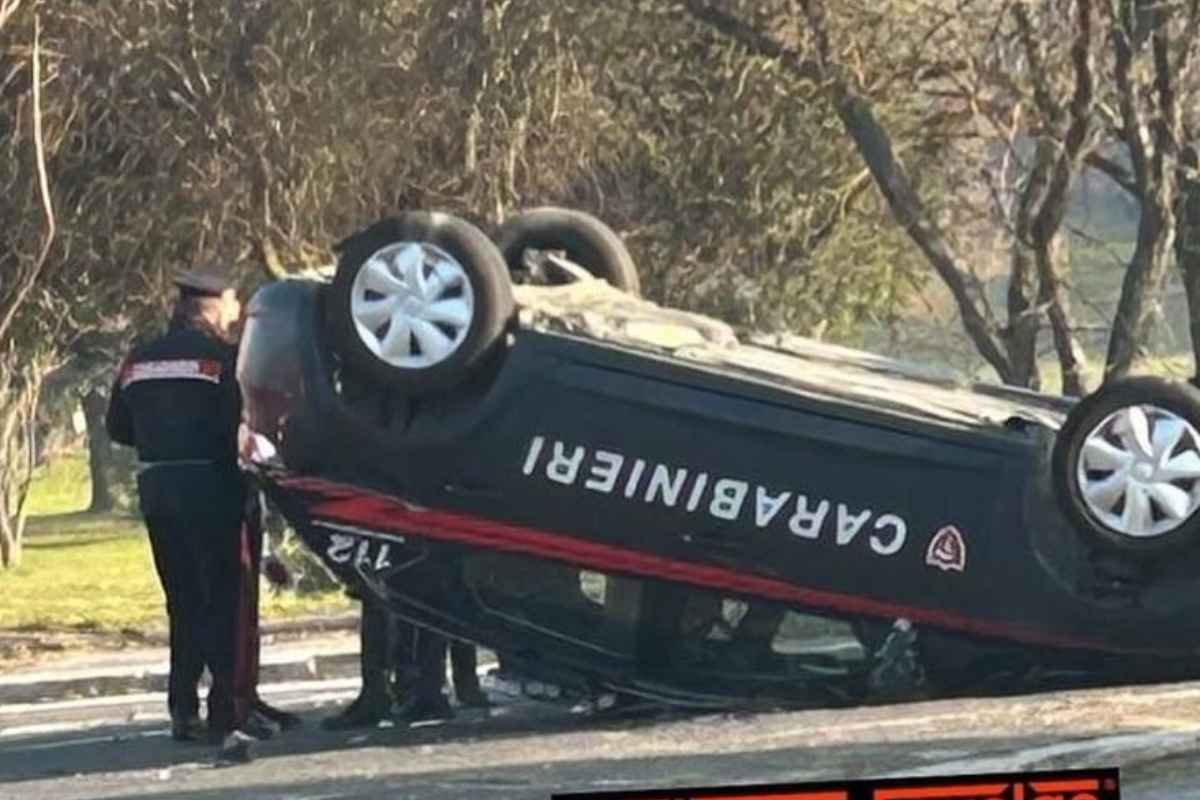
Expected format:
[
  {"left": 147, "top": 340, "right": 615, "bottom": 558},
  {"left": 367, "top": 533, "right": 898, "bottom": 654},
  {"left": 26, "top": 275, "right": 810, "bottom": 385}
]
[
  {"left": 1052, "top": 375, "right": 1200, "bottom": 556},
  {"left": 327, "top": 211, "right": 514, "bottom": 394},
  {"left": 494, "top": 206, "right": 641, "bottom": 295}
]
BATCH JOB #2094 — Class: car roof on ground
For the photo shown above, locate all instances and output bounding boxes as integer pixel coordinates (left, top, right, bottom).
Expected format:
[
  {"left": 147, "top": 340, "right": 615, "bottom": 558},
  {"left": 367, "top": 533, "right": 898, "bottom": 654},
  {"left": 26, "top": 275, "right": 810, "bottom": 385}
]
[{"left": 511, "top": 277, "right": 1073, "bottom": 434}]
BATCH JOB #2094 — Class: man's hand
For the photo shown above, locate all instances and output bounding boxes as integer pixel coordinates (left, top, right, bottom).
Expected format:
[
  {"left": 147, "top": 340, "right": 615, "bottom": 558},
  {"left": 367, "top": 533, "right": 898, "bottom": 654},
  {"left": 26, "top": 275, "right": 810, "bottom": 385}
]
[{"left": 263, "top": 556, "right": 292, "bottom": 589}]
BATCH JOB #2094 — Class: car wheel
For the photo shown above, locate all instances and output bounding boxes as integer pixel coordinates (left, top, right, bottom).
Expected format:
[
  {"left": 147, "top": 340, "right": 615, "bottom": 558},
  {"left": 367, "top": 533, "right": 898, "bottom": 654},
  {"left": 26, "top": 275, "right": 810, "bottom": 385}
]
[
  {"left": 494, "top": 206, "right": 641, "bottom": 295},
  {"left": 1052, "top": 376, "right": 1200, "bottom": 555},
  {"left": 328, "top": 211, "right": 514, "bottom": 394}
]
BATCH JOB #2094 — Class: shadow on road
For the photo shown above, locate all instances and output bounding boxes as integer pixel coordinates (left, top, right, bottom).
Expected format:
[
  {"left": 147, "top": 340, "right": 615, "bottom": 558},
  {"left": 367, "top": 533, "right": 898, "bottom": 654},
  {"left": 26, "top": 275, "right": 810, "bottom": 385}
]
[
  {"left": 0, "top": 696, "right": 1156, "bottom": 800},
  {"left": 0, "top": 702, "right": 703, "bottom": 786}
]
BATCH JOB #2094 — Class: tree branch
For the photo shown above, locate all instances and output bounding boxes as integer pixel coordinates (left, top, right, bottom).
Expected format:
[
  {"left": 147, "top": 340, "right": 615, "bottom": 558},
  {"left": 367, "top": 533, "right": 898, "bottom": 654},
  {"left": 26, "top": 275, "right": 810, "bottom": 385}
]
[
  {"left": 807, "top": 168, "right": 872, "bottom": 252},
  {"left": 0, "top": 0, "right": 20, "bottom": 31},
  {"left": 1012, "top": 2, "right": 1062, "bottom": 130},
  {"left": 0, "top": 15, "right": 56, "bottom": 346},
  {"left": 1151, "top": 18, "right": 1177, "bottom": 181},
  {"left": 681, "top": 0, "right": 822, "bottom": 82},
  {"left": 1085, "top": 151, "right": 1139, "bottom": 196},
  {"left": 1106, "top": 0, "right": 1151, "bottom": 191},
  {"left": 683, "top": 0, "right": 1014, "bottom": 382}
]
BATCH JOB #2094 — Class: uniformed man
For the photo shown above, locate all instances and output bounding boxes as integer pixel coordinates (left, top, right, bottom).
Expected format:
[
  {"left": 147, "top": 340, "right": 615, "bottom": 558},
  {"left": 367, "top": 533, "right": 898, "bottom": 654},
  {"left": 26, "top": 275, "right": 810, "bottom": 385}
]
[{"left": 105, "top": 263, "right": 264, "bottom": 764}]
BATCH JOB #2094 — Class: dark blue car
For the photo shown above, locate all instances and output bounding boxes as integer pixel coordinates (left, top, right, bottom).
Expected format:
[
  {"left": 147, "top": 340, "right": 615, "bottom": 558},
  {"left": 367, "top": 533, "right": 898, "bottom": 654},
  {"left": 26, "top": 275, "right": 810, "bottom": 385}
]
[{"left": 236, "top": 208, "right": 1200, "bottom": 709}]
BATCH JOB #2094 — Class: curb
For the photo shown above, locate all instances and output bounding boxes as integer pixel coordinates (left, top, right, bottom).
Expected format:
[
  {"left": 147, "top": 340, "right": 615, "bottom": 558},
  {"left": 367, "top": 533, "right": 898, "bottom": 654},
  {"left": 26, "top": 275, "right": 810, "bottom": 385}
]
[
  {"left": 0, "top": 649, "right": 362, "bottom": 708},
  {"left": 0, "top": 616, "right": 363, "bottom": 708},
  {"left": 115, "top": 613, "right": 361, "bottom": 647}
]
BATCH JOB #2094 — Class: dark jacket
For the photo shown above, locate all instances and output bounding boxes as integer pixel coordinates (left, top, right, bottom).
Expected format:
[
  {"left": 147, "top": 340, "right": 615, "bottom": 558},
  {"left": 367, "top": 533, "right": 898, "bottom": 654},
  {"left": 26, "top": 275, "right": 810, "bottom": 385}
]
[{"left": 105, "top": 320, "right": 246, "bottom": 521}]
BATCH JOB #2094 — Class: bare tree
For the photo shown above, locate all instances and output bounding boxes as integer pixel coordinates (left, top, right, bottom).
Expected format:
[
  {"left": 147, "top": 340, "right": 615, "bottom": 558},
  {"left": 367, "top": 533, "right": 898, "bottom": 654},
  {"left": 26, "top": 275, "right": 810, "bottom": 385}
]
[
  {"left": 1012, "top": 0, "right": 1098, "bottom": 395},
  {"left": 0, "top": 10, "right": 54, "bottom": 347},
  {"left": 1100, "top": 0, "right": 1199, "bottom": 379},
  {"left": 0, "top": 11, "right": 59, "bottom": 568},
  {"left": 680, "top": 0, "right": 1192, "bottom": 394},
  {"left": 1180, "top": 140, "right": 1200, "bottom": 373}
]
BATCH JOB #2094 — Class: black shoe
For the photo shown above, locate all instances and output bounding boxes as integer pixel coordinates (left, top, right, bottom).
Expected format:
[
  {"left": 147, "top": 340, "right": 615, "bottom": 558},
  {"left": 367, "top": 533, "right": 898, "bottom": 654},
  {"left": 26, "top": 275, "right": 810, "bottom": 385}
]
[
  {"left": 242, "top": 711, "right": 277, "bottom": 741},
  {"left": 320, "top": 693, "right": 391, "bottom": 731},
  {"left": 394, "top": 693, "right": 454, "bottom": 724},
  {"left": 171, "top": 715, "right": 206, "bottom": 742},
  {"left": 215, "top": 731, "right": 254, "bottom": 766},
  {"left": 253, "top": 699, "right": 303, "bottom": 731}
]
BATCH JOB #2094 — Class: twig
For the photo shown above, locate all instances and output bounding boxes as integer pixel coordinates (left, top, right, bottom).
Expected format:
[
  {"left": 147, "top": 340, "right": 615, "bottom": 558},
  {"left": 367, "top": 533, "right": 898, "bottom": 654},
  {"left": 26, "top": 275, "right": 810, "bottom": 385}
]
[{"left": 0, "top": 0, "right": 21, "bottom": 31}]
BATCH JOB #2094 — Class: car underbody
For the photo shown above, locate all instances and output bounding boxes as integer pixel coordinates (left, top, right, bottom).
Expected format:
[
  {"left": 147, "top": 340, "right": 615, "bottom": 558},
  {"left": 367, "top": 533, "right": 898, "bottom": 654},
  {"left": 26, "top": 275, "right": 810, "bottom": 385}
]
[{"left": 237, "top": 213, "right": 1200, "bottom": 714}]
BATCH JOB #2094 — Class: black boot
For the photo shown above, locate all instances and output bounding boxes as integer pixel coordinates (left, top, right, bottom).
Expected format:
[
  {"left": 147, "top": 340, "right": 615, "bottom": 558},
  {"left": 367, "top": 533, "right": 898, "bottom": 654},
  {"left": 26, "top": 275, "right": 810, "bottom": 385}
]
[
  {"left": 393, "top": 690, "right": 454, "bottom": 723},
  {"left": 394, "top": 629, "right": 454, "bottom": 723},
  {"left": 253, "top": 698, "right": 303, "bottom": 731},
  {"left": 321, "top": 676, "right": 392, "bottom": 731},
  {"left": 323, "top": 596, "right": 396, "bottom": 731},
  {"left": 170, "top": 714, "right": 206, "bottom": 743},
  {"left": 214, "top": 730, "right": 254, "bottom": 766}
]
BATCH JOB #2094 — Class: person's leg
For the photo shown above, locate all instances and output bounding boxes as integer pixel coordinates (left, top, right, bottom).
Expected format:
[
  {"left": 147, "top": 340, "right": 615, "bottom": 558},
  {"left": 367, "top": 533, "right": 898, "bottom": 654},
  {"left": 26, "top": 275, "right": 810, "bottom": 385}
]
[
  {"left": 450, "top": 641, "right": 490, "bottom": 708},
  {"left": 144, "top": 515, "right": 206, "bottom": 740},
  {"left": 395, "top": 628, "right": 452, "bottom": 722},
  {"left": 321, "top": 591, "right": 394, "bottom": 730},
  {"left": 185, "top": 516, "right": 245, "bottom": 747},
  {"left": 390, "top": 614, "right": 419, "bottom": 699},
  {"left": 242, "top": 502, "right": 301, "bottom": 731}
]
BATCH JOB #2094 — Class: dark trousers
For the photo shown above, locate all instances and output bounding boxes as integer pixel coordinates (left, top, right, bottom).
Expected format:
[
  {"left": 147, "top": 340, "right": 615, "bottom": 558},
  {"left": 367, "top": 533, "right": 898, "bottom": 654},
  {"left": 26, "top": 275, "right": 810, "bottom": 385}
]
[
  {"left": 234, "top": 512, "right": 262, "bottom": 713},
  {"left": 145, "top": 514, "right": 246, "bottom": 732},
  {"left": 359, "top": 593, "right": 479, "bottom": 700}
]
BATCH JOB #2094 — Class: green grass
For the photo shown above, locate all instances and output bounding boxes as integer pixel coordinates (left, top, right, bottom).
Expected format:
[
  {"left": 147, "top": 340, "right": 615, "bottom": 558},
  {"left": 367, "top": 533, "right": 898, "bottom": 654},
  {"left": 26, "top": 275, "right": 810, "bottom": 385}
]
[
  {"left": 3, "top": 453, "right": 352, "bottom": 635},
  {"left": 0, "top": 514, "right": 352, "bottom": 633},
  {"left": 24, "top": 453, "right": 92, "bottom": 516}
]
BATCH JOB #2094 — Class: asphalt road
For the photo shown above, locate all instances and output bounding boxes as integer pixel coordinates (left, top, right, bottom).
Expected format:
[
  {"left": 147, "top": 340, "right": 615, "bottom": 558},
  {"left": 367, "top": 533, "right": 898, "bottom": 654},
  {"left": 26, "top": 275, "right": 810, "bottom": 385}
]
[{"left": 4, "top": 679, "right": 1200, "bottom": 800}]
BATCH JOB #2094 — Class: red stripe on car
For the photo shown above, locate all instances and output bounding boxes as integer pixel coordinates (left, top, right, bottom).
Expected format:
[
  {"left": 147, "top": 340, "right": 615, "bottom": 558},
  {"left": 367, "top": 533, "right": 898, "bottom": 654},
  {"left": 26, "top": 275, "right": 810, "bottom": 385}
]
[{"left": 289, "top": 477, "right": 1143, "bottom": 654}]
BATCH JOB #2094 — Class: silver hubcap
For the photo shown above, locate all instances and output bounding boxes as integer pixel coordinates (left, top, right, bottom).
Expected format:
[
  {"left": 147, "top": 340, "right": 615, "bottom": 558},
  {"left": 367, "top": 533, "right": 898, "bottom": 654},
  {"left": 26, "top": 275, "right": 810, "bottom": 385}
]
[
  {"left": 1077, "top": 404, "right": 1200, "bottom": 538},
  {"left": 349, "top": 242, "right": 474, "bottom": 369}
]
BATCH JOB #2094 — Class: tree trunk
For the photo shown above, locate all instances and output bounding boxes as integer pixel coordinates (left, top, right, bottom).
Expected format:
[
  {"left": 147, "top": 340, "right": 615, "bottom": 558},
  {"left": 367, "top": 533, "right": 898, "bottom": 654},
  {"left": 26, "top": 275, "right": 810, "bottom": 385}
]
[
  {"left": 832, "top": 89, "right": 1014, "bottom": 383},
  {"left": 0, "top": 353, "right": 51, "bottom": 569},
  {"left": 1036, "top": 233, "right": 1088, "bottom": 396},
  {"left": 0, "top": 514, "right": 19, "bottom": 569},
  {"left": 1106, "top": 197, "right": 1175, "bottom": 379},
  {"left": 1007, "top": 142, "right": 1055, "bottom": 391},
  {"left": 1177, "top": 143, "right": 1200, "bottom": 380},
  {"left": 82, "top": 388, "right": 114, "bottom": 513},
  {"left": 1007, "top": 241, "right": 1041, "bottom": 390},
  {"left": 1103, "top": 4, "right": 1181, "bottom": 381}
]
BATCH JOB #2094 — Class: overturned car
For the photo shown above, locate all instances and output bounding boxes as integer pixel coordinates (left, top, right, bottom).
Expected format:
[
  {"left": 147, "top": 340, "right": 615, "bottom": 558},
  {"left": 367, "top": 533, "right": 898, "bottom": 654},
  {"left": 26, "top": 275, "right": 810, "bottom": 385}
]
[{"left": 237, "top": 208, "right": 1200, "bottom": 710}]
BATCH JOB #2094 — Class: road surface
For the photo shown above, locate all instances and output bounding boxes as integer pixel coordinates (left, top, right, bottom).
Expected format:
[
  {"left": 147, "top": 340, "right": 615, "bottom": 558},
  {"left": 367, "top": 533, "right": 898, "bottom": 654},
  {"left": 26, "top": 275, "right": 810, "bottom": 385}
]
[{"left": 4, "top": 677, "right": 1200, "bottom": 799}]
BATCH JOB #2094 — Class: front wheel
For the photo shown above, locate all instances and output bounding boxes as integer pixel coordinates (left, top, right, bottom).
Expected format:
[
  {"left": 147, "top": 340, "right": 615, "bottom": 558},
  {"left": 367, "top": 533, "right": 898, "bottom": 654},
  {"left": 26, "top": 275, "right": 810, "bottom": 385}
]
[
  {"left": 1052, "top": 375, "right": 1200, "bottom": 556},
  {"left": 327, "top": 211, "right": 514, "bottom": 394},
  {"left": 494, "top": 206, "right": 641, "bottom": 295}
]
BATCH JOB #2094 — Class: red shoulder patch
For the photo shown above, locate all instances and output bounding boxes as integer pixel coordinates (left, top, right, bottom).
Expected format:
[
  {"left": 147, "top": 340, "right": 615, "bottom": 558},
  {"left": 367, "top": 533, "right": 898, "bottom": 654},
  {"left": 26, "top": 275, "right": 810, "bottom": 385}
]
[{"left": 120, "top": 359, "right": 222, "bottom": 388}]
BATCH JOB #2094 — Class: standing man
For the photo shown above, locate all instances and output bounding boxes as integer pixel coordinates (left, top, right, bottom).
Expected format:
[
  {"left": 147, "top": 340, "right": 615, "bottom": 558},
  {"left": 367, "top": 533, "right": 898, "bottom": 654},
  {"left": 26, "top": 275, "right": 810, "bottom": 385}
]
[{"left": 106, "top": 264, "right": 259, "bottom": 764}]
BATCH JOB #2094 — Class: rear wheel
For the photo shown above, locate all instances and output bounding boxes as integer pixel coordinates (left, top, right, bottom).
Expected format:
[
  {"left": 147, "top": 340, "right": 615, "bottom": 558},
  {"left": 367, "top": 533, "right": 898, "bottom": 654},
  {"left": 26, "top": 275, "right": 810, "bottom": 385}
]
[
  {"left": 495, "top": 206, "right": 641, "bottom": 294},
  {"left": 327, "top": 212, "right": 514, "bottom": 395},
  {"left": 1052, "top": 376, "right": 1200, "bottom": 556}
]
